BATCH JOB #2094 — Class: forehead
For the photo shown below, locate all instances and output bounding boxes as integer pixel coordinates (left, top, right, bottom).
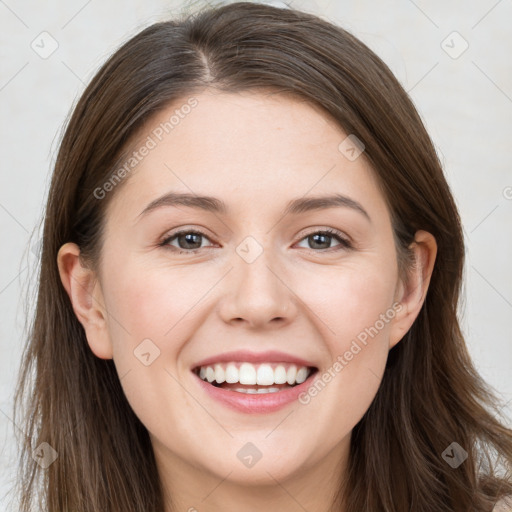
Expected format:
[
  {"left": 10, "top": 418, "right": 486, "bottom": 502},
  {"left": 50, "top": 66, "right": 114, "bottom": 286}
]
[{"left": 104, "top": 89, "right": 387, "bottom": 226}]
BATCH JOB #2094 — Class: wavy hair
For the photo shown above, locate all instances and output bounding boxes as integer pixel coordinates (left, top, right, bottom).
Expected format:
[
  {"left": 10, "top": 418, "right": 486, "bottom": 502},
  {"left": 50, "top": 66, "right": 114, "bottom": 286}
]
[{"left": 13, "top": 2, "right": 512, "bottom": 511}]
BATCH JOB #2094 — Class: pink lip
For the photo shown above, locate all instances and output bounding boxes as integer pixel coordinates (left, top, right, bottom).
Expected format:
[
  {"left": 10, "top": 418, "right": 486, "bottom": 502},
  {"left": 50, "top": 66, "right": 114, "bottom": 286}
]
[
  {"left": 191, "top": 350, "right": 317, "bottom": 370},
  {"left": 194, "top": 370, "right": 318, "bottom": 414}
]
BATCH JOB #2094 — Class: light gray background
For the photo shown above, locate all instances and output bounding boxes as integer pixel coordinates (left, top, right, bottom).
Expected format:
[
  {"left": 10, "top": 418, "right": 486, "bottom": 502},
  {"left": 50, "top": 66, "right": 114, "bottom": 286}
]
[{"left": 1, "top": 0, "right": 511, "bottom": 509}]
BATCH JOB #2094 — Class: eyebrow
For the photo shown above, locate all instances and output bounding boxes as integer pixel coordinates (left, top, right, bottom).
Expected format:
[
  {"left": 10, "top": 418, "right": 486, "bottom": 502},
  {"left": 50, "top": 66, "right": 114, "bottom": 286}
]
[{"left": 137, "top": 192, "right": 371, "bottom": 222}]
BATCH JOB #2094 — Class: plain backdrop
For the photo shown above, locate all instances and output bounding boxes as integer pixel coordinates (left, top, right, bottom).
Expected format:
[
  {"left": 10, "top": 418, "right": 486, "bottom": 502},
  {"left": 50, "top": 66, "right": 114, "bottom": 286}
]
[{"left": 1, "top": 0, "right": 511, "bottom": 509}]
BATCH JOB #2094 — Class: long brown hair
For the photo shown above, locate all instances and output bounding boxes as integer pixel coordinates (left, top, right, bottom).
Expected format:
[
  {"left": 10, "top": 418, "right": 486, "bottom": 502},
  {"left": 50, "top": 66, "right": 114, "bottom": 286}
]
[{"left": 13, "top": 2, "right": 512, "bottom": 511}]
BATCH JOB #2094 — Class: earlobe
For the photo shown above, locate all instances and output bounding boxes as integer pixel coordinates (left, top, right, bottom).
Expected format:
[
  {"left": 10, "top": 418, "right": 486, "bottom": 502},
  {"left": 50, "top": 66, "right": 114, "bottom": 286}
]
[
  {"left": 57, "top": 242, "right": 113, "bottom": 359},
  {"left": 389, "top": 230, "right": 437, "bottom": 349}
]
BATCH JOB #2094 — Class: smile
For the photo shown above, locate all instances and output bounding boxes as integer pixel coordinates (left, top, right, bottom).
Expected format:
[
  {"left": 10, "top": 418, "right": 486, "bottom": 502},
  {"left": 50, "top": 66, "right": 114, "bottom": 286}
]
[
  {"left": 191, "top": 354, "right": 319, "bottom": 414},
  {"left": 194, "top": 361, "right": 314, "bottom": 392}
]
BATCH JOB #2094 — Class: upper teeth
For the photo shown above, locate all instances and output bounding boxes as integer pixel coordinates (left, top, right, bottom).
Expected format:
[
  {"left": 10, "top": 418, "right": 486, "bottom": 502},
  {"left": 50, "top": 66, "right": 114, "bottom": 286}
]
[{"left": 197, "top": 362, "right": 311, "bottom": 386}]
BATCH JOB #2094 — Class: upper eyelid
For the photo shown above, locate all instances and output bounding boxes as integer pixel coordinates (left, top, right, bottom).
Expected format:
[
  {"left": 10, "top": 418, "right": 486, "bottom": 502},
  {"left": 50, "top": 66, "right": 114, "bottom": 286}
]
[{"left": 295, "top": 226, "right": 350, "bottom": 241}]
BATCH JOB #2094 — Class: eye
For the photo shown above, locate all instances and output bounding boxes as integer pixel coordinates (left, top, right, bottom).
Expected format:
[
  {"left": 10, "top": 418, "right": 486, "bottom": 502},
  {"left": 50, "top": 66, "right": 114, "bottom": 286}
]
[
  {"left": 295, "top": 228, "right": 353, "bottom": 252},
  {"left": 159, "top": 229, "right": 215, "bottom": 254},
  {"left": 159, "top": 227, "right": 353, "bottom": 254}
]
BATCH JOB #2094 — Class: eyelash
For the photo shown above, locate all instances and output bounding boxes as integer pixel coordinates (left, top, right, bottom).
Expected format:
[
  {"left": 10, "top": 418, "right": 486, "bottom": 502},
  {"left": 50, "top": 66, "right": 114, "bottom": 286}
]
[{"left": 158, "top": 228, "right": 353, "bottom": 254}]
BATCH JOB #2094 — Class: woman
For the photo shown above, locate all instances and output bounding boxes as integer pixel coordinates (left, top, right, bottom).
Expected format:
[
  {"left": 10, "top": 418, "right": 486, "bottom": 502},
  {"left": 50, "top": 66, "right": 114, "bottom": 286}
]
[{"left": 13, "top": 2, "right": 512, "bottom": 511}]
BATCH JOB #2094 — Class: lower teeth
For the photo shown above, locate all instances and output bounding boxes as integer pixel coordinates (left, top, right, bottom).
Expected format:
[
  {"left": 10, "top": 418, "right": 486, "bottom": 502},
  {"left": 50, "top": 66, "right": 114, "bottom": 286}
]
[{"left": 231, "top": 387, "right": 283, "bottom": 394}]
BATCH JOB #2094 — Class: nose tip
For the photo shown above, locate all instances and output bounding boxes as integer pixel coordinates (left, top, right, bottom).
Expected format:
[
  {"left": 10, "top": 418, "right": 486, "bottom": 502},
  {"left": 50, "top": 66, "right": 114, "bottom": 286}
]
[{"left": 218, "top": 252, "right": 296, "bottom": 329}]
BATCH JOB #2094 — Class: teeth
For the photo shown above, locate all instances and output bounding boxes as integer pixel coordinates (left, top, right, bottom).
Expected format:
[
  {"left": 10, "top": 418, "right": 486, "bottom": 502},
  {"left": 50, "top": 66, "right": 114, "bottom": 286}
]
[
  {"left": 239, "top": 363, "right": 257, "bottom": 385},
  {"left": 225, "top": 363, "right": 238, "bottom": 383},
  {"left": 286, "top": 365, "right": 297, "bottom": 385},
  {"left": 214, "top": 364, "right": 225, "bottom": 384},
  {"left": 206, "top": 366, "right": 215, "bottom": 383},
  {"left": 232, "top": 387, "right": 282, "bottom": 394},
  {"left": 256, "top": 364, "right": 274, "bottom": 385},
  {"left": 296, "top": 367, "right": 309, "bottom": 384},
  {"left": 196, "top": 361, "right": 313, "bottom": 386},
  {"left": 274, "top": 365, "right": 287, "bottom": 384}
]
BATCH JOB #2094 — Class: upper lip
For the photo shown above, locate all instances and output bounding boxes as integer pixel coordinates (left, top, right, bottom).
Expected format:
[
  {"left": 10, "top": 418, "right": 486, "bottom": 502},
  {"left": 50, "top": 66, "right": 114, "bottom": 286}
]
[{"left": 192, "top": 350, "right": 318, "bottom": 370}]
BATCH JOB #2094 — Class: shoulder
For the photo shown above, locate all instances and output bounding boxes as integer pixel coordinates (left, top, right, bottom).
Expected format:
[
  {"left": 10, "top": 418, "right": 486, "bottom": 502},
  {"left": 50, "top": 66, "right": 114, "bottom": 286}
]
[{"left": 493, "top": 495, "right": 512, "bottom": 511}]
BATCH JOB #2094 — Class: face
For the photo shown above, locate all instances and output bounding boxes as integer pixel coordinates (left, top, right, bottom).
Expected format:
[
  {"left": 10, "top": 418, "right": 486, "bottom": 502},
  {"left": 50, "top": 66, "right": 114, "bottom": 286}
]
[{"left": 60, "top": 89, "right": 435, "bottom": 504}]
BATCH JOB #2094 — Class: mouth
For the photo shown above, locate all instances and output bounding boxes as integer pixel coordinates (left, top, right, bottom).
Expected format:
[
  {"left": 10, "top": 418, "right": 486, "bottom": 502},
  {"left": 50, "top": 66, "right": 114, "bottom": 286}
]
[
  {"left": 190, "top": 350, "right": 320, "bottom": 413},
  {"left": 192, "top": 361, "right": 319, "bottom": 394}
]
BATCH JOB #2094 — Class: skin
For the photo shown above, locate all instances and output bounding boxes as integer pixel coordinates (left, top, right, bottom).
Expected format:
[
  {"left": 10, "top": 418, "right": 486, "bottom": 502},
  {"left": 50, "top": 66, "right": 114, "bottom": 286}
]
[{"left": 57, "top": 89, "right": 437, "bottom": 512}]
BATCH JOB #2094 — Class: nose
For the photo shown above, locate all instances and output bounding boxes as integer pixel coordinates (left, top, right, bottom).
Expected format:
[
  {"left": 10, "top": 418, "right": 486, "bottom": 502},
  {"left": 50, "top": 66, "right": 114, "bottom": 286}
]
[{"left": 217, "top": 244, "right": 298, "bottom": 329}]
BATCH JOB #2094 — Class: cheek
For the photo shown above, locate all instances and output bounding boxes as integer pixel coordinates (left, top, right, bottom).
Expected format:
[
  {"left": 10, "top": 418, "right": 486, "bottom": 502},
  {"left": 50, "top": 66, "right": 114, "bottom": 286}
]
[
  {"left": 294, "top": 259, "right": 397, "bottom": 438},
  {"left": 101, "top": 257, "right": 209, "bottom": 351},
  {"left": 98, "top": 261, "right": 203, "bottom": 435},
  {"left": 302, "top": 256, "right": 397, "bottom": 347}
]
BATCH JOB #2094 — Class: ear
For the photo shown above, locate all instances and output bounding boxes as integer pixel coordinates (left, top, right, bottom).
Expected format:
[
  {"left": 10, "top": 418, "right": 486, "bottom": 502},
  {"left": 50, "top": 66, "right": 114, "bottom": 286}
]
[
  {"left": 57, "top": 242, "right": 113, "bottom": 359},
  {"left": 389, "top": 230, "right": 437, "bottom": 349}
]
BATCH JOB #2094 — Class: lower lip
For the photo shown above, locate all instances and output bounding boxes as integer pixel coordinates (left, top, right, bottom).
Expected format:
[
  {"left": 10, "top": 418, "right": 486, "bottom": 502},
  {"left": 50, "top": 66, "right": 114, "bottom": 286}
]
[{"left": 193, "top": 371, "right": 318, "bottom": 414}]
